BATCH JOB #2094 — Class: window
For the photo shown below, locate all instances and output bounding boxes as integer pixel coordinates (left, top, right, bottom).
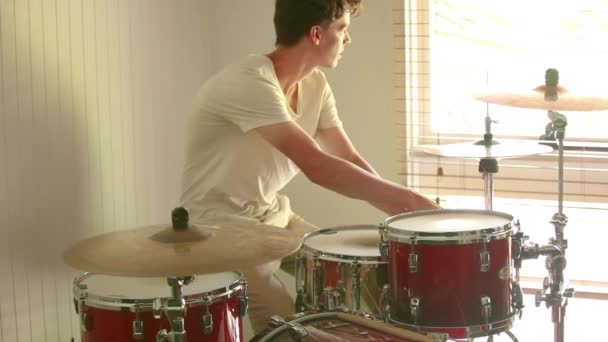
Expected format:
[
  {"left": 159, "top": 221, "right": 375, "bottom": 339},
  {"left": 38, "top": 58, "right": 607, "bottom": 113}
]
[{"left": 394, "top": 0, "right": 608, "bottom": 287}]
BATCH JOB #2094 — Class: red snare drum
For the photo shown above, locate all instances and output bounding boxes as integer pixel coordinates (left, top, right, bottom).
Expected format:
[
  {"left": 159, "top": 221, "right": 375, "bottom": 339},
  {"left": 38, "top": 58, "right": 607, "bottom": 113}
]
[
  {"left": 250, "top": 310, "right": 431, "bottom": 342},
  {"left": 73, "top": 272, "right": 247, "bottom": 342},
  {"left": 381, "top": 209, "right": 515, "bottom": 340},
  {"left": 296, "top": 225, "right": 387, "bottom": 316}
]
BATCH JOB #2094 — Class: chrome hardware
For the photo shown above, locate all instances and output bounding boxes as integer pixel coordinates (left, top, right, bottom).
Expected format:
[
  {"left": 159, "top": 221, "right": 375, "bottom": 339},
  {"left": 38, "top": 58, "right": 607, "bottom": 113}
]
[
  {"left": 408, "top": 252, "right": 419, "bottom": 273},
  {"left": 379, "top": 241, "right": 389, "bottom": 261},
  {"left": 512, "top": 282, "right": 524, "bottom": 313},
  {"left": 152, "top": 297, "right": 163, "bottom": 319},
  {"left": 201, "top": 295, "right": 213, "bottom": 334},
  {"left": 312, "top": 255, "right": 323, "bottom": 307},
  {"left": 479, "top": 250, "right": 490, "bottom": 272},
  {"left": 428, "top": 333, "right": 450, "bottom": 342},
  {"left": 295, "top": 290, "right": 306, "bottom": 313},
  {"left": 535, "top": 290, "right": 545, "bottom": 307},
  {"left": 322, "top": 287, "right": 337, "bottom": 310},
  {"left": 76, "top": 284, "right": 92, "bottom": 332},
  {"left": 322, "top": 287, "right": 343, "bottom": 311},
  {"left": 239, "top": 280, "right": 248, "bottom": 317},
  {"left": 295, "top": 255, "right": 305, "bottom": 293},
  {"left": 269, "top": 315, "right": 307, "bottom": 338},
  {"left": 479, "top": 236, "right": 490, "bottom": 272},
  {"left": 132, "top": 304, "right": 144, "bottom": 340},
  {"left": 410, "top": 297, "right": 421, "bottom": 324},
  {"left": 351, "top": 261, "right": 361, "bottom": 311},
  {"left": 481, "top": 296, "right": 492, "bottom": 323},
  {"left": 381, "top": 284, "right": 391, "bottom": 323},
  {"left": 156, "top": 329, "right": 169, "bottom": 342}
]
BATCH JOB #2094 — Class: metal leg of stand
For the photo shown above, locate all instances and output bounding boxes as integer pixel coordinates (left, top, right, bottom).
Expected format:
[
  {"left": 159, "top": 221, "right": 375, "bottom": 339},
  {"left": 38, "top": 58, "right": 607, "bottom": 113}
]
[
  {"left": 483, "top": 172, "right": 494, "bottom": 210},
  {"left": 479, "top": 158, "right": 498, "bottom": 211}
]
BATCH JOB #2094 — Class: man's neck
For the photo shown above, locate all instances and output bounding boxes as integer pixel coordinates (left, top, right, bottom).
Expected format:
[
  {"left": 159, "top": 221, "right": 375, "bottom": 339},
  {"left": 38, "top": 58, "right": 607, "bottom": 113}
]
[{"left": 267, "top": 46, "right": 317, "bottom": 94}]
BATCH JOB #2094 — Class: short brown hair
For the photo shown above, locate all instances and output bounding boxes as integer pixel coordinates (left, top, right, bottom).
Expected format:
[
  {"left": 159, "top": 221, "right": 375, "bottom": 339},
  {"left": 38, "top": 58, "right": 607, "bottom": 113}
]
[{"left": 274, "top": 0, "right": 363, "bottom": 46}]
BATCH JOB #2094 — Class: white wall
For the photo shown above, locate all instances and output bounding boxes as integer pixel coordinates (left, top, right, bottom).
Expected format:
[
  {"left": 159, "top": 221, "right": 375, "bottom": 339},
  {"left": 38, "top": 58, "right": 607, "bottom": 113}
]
[
  {"left": 0, "top": 0, "right": 211, "bottom": 341},
  {"left": 0, "top": 0, "right": 395, "bottom": 341}
]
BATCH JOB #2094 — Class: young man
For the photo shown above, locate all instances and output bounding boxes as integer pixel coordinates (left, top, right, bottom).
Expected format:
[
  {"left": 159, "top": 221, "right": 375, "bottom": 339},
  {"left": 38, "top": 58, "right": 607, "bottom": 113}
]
[{"left": 180, "top": 0, "right": 438, "bottom": 333}]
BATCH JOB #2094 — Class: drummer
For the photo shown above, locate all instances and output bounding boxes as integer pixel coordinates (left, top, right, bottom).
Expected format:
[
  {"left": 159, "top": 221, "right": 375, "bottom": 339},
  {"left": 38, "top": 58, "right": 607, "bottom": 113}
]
[{"left": 179, "top": 0, "right": 438, "bottom": 334}]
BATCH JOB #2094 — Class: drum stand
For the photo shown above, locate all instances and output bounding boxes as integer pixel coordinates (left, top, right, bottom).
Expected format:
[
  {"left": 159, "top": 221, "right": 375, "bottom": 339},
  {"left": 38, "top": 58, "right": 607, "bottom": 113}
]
[
  {"left": 512, "top": 110, "right": 574, "bottom": 342},
  {"left": 154, "top": 276, "right": 194, "bottom": 342}
]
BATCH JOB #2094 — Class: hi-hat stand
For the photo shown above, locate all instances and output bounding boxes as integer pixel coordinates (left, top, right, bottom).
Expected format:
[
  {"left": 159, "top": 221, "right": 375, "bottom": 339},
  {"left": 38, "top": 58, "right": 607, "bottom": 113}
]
[{"left": 477, "top": 115, "right": 499, "bottom": 210}]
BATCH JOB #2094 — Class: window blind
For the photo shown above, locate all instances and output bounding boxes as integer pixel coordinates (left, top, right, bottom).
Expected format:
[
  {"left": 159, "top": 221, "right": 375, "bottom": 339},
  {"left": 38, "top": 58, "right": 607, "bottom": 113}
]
[{"left": 394, "top": 0, "right": 608, "bottom": 206}]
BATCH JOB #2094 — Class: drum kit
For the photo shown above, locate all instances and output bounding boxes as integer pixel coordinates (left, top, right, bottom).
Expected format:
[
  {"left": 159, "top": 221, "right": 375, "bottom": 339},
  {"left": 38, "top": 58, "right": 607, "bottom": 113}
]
[{"left": 63, "top": 69, "right": 608, "bottom": 341}]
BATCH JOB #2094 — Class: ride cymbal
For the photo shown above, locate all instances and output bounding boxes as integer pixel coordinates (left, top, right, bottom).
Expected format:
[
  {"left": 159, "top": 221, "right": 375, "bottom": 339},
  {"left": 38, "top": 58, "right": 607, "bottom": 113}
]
[
  {"left": 422, "top": 139, "right": 554, "bottom": 159},
  {"left": 473, "top": 85, "right": 608, "bottom": 111},
  {"left": 63, "top": 209, "right": 302, "bottom": 277}
]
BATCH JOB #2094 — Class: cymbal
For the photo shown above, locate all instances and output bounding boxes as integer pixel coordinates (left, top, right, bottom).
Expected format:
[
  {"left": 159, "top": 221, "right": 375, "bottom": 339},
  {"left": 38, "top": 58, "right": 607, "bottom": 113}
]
[
  {"left": 473, "top": 85, "right": 608, "bottom": 111},
  {"left": 422, "top": 139, "right": 554, "bottom": 159},
  {"left": 63, "top": 221, "right": 302, "bottom": 278}
]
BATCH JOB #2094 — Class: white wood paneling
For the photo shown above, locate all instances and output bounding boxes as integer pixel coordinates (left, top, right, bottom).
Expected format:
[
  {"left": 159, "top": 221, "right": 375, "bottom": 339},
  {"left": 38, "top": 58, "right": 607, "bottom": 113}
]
[{"left": 0, "top": 0, "right": 211, "bottom": 340}]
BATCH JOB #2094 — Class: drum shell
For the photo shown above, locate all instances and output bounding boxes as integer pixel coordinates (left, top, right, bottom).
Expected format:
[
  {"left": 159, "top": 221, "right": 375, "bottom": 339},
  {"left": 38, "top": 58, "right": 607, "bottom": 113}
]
[
  {"left": 74, "top": 273, "right": 245, "bottom": 342},
  {"left": 388, "top": 237, "right": 512, "bottom": 326}
]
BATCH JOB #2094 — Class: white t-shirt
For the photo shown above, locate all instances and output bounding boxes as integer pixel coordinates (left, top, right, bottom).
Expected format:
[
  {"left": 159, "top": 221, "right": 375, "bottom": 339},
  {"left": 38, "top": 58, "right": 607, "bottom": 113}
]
[{"left": 180, "top": 55, "right": 342, "bottom": 227}]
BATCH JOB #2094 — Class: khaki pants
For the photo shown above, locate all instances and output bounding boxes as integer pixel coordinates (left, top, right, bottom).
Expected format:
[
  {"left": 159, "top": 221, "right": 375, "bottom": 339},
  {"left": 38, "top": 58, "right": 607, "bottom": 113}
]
[{"left": 242, "top": 212, "right": 319, "bottom": 334}]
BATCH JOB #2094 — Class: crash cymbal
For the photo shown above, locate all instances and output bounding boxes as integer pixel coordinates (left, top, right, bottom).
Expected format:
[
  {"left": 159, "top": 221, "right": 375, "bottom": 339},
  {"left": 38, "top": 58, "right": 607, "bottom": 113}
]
[
  {"left": 422, "top": 139, "right": 554, "bottom": 159},
  {"left": 63, "top": 208, "right": 302, "bottom": 277},
  {"left": 473, "top": 85, "right": 608, "bottom": 111}
]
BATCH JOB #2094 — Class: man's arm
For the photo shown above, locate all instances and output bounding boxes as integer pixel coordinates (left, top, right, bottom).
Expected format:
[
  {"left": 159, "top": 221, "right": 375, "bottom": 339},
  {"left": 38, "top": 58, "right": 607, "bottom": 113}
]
[
  {"left": 255, "top": 121, "right": 437, "bottom": 215},
  {"left": 316, "top": 126, "right": 378, "bottom": 175}
]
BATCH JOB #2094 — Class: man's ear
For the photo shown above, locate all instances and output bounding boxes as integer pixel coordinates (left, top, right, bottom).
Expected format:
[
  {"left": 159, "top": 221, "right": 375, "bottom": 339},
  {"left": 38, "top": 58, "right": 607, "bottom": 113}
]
[{"left": 309, "top": 25, "right": 321, "bottom": 45}]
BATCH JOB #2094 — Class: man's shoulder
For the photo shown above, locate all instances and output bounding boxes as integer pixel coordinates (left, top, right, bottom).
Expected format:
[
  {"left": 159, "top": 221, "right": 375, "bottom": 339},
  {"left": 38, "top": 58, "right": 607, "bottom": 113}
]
[{"left": 301, "top": 68, "right": 329, "bottom": 91}]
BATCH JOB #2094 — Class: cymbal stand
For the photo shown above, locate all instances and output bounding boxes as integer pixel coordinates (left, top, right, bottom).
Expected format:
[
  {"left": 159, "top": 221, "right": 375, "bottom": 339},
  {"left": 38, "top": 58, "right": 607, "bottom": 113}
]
[
  {"left": 154, "top": 276, "right": 194, "bottom": 342},
  {"left": 475, "top": 115, "right": 499, "bottom": 210},
  {"left": 513, "top": 110, "right": 574, "bottom": 342}
]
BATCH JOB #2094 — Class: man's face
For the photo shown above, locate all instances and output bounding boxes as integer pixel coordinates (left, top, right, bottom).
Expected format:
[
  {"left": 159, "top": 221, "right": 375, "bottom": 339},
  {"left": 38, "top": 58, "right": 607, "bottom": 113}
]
[{"left": 316, "top": 12, "right": 352, "bottom": 68}]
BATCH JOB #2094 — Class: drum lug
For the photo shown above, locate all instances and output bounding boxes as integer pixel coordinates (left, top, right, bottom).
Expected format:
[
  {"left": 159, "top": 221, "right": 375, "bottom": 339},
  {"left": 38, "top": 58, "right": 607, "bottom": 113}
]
[
  {"left": 480, "top": 237, "right": 490, "bottom": 272},
  {"left": 239, "top": 280, "right": 248, "bottom": 317},
  {"left": 132, "top": 305, "right": 144, "bottom": 340},
  {"left": 322, "top": 287, "right": 342, "bottom": 310},
  {"left": 409, "top": 297, "right": 421, "bottom": 324},
  {"left": 479, "top": 250, "right": 490, "bottom": 272},
  {"left": 351, "top": 262, "right": 361, "bottom": 311},
  {"left": 381, "top": 284, "right": 391, "bottom": 323},
  {"left": 295, "top": 290, "right": 306, "bottom": 313},
  {"left": 379, "top": 241, "right": 389, "bottom": 262},
  {"left": 481, "top": 296, "right": 492, "bottom": 323},
  {"left": 408, "top": 252, "right": 419, "bottom": 273},
  {"left": 312, "top": 255, "right": 324, "bottom": 308},
  {"left": 201, "top": 295, "right": 213, "bottom": 335},
  {"left": 152, "top": 297, "right": 163, "bottom": 319},
  {"left": 76, "top": 284, "right": 92, "bottom": 332},
  {"left": 295, "top": 255, "right": 305, "bottom": 294}
]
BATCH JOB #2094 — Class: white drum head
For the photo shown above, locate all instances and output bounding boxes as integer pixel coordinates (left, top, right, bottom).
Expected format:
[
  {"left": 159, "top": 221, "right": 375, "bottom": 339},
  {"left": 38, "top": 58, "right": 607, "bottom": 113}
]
[
  {"left": 81, "top": 271, "right": 241, "bottom": 299},
  {"left": 304, "top": 225, "right": 381, "bottom": 257},
  {"left": 388, "top": 210, "right": 511, "bottom": 233}
]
